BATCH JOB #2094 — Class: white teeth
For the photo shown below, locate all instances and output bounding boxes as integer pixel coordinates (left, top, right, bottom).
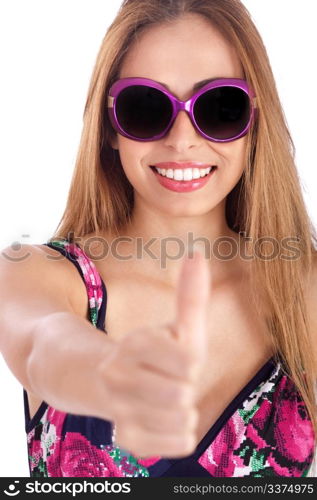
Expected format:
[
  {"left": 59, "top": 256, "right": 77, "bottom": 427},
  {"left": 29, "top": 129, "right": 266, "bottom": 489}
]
[
  {"left": 192, "top": 168, "right": 201, "bottom": 179},
  {"left": 174, "top": 169, "right": 183, "bottom": 181},
  {"left": 154, "top": 166, "right": 213, "bottom": 181},
  {"left": 183, "top": 168, "right": 193, "bottom": 181},
  {"left": 166, "top": 169, "right": 174, "bottom": 179}
]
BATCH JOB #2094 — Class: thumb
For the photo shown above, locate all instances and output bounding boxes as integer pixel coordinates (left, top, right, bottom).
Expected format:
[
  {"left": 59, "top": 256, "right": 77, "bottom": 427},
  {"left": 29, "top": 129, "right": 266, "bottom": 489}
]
[{"left": 173, "top": 249, "right": 210, "bottom": 358}]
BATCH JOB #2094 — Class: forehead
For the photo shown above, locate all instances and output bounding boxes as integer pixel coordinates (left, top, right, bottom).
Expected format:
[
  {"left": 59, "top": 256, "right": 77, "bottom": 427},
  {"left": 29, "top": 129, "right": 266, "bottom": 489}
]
[{"left": 119, "top": 13, "right": 244, "bottom": 97}]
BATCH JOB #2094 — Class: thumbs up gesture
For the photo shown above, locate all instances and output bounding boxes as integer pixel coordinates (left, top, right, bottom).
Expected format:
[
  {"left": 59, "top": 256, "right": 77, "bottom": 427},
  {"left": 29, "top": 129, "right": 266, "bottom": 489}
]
[{"left": 99, "top": 250, "right": 210, "bottom": 458}]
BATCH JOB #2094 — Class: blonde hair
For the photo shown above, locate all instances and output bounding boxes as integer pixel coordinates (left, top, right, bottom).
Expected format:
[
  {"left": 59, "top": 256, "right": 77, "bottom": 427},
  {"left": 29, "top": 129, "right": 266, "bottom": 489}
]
[{"left": 51, "top": 0, "right": 317, "bottom": 469}]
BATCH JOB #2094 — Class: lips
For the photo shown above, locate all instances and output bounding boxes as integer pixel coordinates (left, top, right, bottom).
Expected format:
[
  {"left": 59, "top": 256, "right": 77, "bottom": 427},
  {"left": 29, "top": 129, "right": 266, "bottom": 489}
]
[
  {"left": 152, "top": 162, "right": 216, "bottom": 170},
  {"left": 150, "top": 164, "right": 217, "bottom": 192}
]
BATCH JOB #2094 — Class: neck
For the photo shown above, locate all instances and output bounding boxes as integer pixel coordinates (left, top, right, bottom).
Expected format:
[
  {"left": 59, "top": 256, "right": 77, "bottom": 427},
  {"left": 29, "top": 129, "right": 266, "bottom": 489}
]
[{"left": 113, "top": 197, "right": 244, "bottom": 287}]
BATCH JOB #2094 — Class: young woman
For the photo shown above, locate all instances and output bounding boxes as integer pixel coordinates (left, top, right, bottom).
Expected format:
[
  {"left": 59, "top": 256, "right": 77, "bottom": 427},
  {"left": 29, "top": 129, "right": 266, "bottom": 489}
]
[{"left": 1, "top": 0, "right": 317, "bottom": 477}]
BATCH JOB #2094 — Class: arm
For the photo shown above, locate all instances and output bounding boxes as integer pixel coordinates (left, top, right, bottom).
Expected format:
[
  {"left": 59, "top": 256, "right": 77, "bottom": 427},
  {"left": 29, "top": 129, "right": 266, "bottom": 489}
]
[
  {"left": 26, "top": 311, "right": 117, "bottom": 419},
  {"left": 1, "top": 245, "right": 210, "bottom": 457},
  {"left": 0, "top": 244, "right": 116, "bottom": 420}
]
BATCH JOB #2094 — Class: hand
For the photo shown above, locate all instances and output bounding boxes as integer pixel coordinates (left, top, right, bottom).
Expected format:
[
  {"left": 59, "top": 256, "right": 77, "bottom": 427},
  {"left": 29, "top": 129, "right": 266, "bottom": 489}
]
[{"left": 98, "top": 250, "right": 210, "bottom": 458}]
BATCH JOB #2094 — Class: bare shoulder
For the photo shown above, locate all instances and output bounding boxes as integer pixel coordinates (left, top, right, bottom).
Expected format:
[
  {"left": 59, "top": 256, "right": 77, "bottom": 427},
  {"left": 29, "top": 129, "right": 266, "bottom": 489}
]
[
  {"left": 36, "top": 243, "right": 89, "bottom": 319},
  {"left": 0, "top": 243, "right": 56, "bottom": 274},
  {"left": 0, "top": 243, "right": 88, "bottom": 320},
  {"left": 0, "top": 242, "right": 75, "bottom": 274}
]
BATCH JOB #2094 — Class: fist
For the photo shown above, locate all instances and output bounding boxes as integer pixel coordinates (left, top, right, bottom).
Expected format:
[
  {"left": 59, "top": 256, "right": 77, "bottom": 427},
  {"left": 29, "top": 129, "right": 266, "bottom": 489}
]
[{"left": 99, "top": 250, "right": 210, "bottom": 458}]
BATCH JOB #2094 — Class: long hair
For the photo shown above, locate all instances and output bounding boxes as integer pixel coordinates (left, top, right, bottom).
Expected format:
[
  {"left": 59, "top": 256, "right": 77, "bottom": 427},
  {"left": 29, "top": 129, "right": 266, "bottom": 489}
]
[{"left": 51, "top": 0, "right": 317, "bottom": 467}]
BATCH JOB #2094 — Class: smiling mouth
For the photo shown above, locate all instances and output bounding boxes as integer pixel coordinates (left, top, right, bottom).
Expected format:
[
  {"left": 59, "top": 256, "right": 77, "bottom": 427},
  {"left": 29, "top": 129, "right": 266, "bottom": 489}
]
[{"left": 150, "top": 165, "right": 217, "bottom": 181}]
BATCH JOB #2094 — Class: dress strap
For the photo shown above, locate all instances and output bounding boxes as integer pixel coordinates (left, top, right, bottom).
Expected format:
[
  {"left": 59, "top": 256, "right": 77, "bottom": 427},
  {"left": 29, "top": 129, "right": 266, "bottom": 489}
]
[{"left": 44, "top": 238, "right": 107, "bottom": 331}]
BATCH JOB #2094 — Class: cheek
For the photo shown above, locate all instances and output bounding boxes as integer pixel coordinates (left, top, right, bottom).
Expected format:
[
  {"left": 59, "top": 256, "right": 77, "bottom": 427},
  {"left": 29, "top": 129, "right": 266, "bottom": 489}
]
[
  {"left": 117, "top": 136, "right": 152, "bottom": 180},
  {"left": 226, "top": 137, "right": 247, "bottom": 172},
  {"left": 231, "top": 144, "right": 247, "bottom": 177},
  {"left": 212, "top": 138, "right": 247, "bottom": 187},
  {"left": 209, "top": 137, "right": 247, "bottom": 169},
  {"left": 117, "top": 137, "right": 140, "bottom": 171},
  {"left": 234, "top": 142, "right": 247, "bottom": 179}
]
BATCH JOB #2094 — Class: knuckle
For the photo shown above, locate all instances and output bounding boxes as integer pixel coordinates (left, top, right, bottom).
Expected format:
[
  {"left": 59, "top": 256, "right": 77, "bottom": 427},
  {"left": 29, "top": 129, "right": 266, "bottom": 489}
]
[
  {"left": 173, "top": 408, "right": 198, "bottom": 431},
  {"left": 112, "top": 400, "right": 128, "bottom": 421},
  {"left": 168, "top": 434, "right": 196, "bottom": 457},
  {"left": 186, "top": 408, "right": 199, "bottom": 431},
  {"left": 187, "top": 348, "right": 201, "bottom": 365},
  {"left": 182, "top": 433, "right": 197, "bottom": 454},
  {"left": 115, "top": 424, "right": 159, "bottom": 457},
  {"left": 168, "top": 382, "right": 193, "bottom": 407},
  {"left": 179, "top": 347, "right": 200, "bottom": 368},
  {"left": 102, "top": 366, "right": 125, "bottom": 394},
  {"left": 183, "top": 433, "right": 197, "bottom": 454}
]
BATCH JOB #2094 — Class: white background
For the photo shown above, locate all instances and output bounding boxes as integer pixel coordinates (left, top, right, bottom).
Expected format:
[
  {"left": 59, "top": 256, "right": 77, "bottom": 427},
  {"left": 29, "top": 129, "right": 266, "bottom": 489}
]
[{"left": 0, "top": 0, "right": 316, "bottom": 476}]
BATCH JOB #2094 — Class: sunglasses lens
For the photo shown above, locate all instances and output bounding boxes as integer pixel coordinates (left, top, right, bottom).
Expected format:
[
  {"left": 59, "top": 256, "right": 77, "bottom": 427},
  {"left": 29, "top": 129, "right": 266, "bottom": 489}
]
[
  {"left": 115, "top": 85, "right": 173, "bottom": 139},
  {"left": 194, "top": 86, "right": 250, "bottom": 140}
]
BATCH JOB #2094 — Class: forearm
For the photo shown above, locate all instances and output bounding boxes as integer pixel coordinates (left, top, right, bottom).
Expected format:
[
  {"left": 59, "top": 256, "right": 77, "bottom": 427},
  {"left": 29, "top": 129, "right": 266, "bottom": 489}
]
[{"left": 26, "top": 311, "right": 116, "bottom": 420}]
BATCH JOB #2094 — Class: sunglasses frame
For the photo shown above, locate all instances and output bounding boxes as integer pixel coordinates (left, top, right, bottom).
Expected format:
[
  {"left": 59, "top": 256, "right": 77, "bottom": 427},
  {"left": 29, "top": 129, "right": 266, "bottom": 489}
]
[{"left": 107, "top": 77, "right": 257, "bottom": 143}]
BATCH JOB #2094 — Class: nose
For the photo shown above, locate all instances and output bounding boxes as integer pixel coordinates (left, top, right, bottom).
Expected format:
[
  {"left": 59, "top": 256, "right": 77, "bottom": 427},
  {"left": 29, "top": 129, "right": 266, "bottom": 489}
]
[{"left": 162, "top": 110, "right": 203, "bottom": 151}]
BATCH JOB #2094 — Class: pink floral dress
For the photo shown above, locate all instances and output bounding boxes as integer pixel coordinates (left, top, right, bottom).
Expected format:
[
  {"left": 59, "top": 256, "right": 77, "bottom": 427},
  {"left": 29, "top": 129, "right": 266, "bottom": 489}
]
[{"left": 24, "top": 238, "right": 315, "bottom": 477}]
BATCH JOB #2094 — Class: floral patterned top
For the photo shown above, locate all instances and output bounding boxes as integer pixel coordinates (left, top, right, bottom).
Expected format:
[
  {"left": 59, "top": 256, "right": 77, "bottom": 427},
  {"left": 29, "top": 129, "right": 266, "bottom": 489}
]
[{"left": 24, "top": 238, "right": 315, "bottom": 477}]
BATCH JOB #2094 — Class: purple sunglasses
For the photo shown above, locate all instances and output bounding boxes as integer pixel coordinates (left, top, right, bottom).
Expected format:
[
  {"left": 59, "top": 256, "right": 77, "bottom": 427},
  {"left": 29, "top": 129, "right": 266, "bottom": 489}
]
[{"left": 107, "top": 77, "right": 257, "bottom": 143}]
